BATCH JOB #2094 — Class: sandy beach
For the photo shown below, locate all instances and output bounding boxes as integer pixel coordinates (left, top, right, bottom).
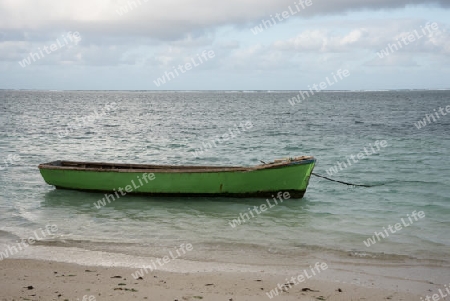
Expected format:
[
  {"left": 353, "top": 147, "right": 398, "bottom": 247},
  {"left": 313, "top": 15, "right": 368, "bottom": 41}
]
[{"left": 0, "top": 258, "right": 426, "bottom": 301}]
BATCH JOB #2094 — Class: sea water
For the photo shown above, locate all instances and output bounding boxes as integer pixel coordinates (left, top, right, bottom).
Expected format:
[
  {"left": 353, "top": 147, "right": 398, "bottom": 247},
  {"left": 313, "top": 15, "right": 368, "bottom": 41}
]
[{"left": 0, "top": 90, "right": 449, "bottom": 287}]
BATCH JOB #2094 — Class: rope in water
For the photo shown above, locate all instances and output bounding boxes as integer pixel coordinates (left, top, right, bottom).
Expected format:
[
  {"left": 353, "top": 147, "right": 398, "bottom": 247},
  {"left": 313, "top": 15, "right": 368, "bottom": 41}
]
[{"left": 311, "top": 172, "right": 376, "bottom": 187}]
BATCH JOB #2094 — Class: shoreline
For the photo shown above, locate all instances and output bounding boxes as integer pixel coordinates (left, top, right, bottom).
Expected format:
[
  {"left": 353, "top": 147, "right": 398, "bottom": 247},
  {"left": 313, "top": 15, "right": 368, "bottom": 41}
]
[
  {"left": 2, "top": 234, "right": 449, "bottom": 300},
  {"left": 0, "top": 242, "right": 450, "bottom": 301},
  {"left": 2, "top": 241, "right": 449, "bottom": 301},
  {"left": 0, "top": 258, "right": 426, "bottom": 301}
]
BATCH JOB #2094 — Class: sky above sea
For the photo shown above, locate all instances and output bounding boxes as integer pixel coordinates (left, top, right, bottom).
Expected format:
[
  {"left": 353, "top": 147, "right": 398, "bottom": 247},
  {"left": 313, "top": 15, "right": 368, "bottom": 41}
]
[{"left": 0, "top": 1, "right": 449, "bottom": 90}]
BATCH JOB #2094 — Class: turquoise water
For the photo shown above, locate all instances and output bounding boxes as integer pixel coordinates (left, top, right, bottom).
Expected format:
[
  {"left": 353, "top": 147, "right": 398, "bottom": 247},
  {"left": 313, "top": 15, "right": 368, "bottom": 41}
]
[{"left": 0, "top": 90, "right": 449, "bottom": 272}]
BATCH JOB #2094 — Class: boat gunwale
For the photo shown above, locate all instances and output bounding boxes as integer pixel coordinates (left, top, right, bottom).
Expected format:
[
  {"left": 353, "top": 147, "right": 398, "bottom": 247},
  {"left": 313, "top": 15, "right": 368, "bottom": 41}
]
[{"left": 38, "top": 157, "right": 316, "bottom": 173}]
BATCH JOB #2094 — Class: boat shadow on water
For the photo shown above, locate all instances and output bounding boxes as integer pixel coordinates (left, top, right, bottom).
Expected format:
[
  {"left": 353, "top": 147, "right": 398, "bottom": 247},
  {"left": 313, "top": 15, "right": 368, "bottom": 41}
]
[{"left": 40, "top": 187, "right": 311, "bottom": 215}]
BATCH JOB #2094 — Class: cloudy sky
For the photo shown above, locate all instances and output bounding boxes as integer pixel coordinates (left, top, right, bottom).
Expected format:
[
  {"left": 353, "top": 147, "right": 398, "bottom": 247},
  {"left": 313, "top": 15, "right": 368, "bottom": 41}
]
[{"left": 0, "top": 0, "right": 449, "bottom": 90}]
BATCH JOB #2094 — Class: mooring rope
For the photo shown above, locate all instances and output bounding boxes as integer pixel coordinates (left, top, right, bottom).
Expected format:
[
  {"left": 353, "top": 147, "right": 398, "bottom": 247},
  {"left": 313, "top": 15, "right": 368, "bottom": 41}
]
[{"left": 311, "top": 172, "right": 376, "bottom": 187}]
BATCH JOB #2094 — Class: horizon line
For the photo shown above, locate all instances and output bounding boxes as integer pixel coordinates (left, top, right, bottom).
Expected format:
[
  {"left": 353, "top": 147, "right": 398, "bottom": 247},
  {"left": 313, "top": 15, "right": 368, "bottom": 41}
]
[{"left": 1, "top": 88, "right": 449, "bottom": 92}]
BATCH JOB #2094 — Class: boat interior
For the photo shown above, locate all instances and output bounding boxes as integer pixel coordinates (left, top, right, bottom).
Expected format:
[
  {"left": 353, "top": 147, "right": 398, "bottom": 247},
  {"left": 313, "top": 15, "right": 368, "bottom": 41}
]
[{"left": 38, "top": 156, "right": 314, "bottom": 172}]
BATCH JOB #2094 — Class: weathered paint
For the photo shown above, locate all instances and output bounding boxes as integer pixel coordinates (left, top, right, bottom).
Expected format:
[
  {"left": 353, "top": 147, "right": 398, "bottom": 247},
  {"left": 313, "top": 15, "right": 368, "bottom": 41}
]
[{"left": 38, "top": 157, "right": 315, "bottom": 198}]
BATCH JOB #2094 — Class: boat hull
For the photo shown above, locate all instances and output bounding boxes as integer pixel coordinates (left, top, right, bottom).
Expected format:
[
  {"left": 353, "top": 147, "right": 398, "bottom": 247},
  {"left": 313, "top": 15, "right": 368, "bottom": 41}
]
[{"left": 38, "top": 158, "right": 315, "bottom": 198}]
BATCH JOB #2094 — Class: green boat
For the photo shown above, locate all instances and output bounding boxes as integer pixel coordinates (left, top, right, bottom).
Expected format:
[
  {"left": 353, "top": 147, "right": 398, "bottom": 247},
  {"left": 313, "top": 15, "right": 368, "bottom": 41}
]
[{"left": 38, "top": 156, "right": 315, "bottom": 198}]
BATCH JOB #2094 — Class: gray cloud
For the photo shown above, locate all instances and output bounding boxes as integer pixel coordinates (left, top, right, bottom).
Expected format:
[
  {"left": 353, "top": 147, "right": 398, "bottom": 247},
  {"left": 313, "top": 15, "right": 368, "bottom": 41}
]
[{"left": 0, "top": 0, "right": 448, "bottom": 42}]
